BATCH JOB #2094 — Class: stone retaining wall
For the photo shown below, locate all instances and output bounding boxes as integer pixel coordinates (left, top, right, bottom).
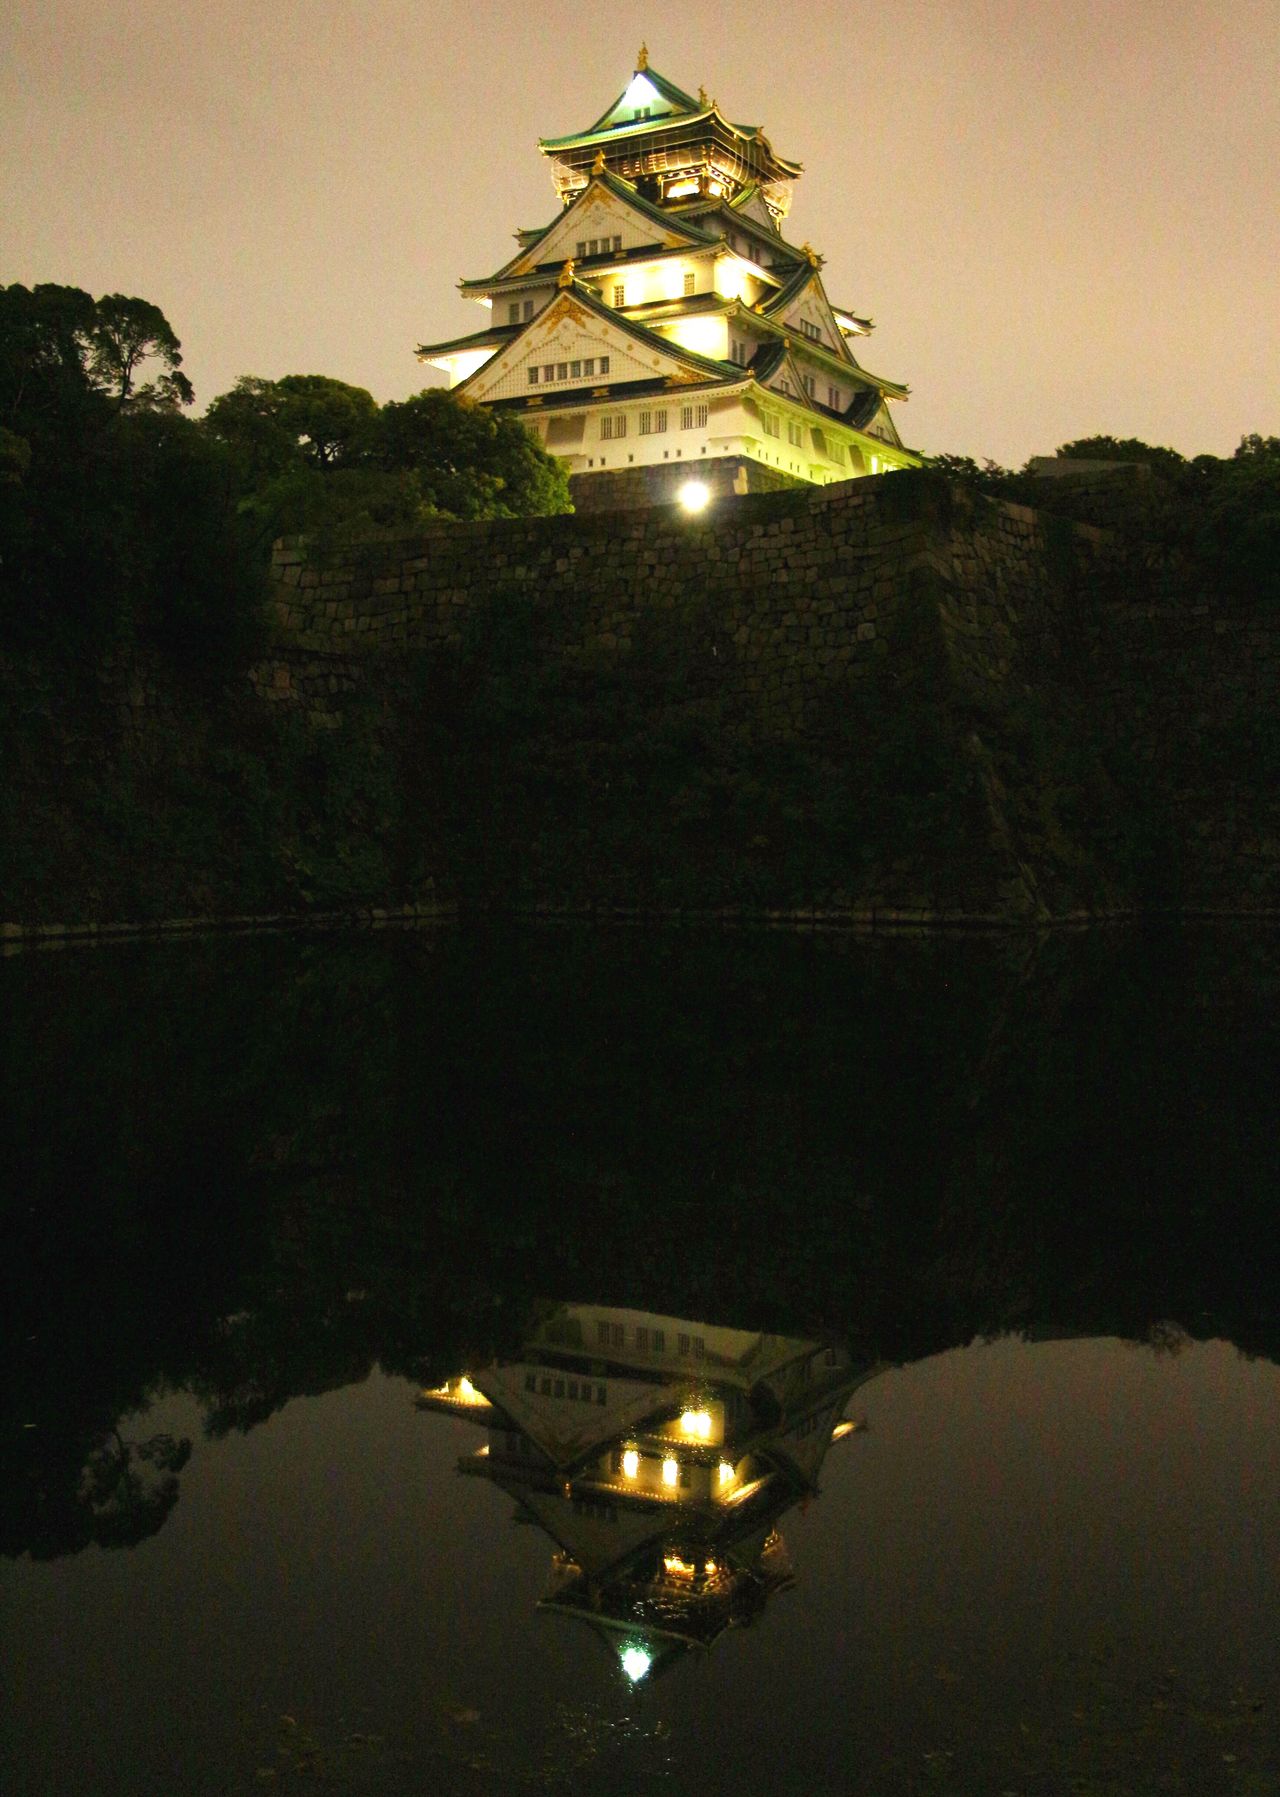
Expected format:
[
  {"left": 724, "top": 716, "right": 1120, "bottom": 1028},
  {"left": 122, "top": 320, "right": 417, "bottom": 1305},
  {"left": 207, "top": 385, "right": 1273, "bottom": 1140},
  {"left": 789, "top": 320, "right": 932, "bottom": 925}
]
[{"left": 267, "top": 475, "right": 1135, "bottom": 732}]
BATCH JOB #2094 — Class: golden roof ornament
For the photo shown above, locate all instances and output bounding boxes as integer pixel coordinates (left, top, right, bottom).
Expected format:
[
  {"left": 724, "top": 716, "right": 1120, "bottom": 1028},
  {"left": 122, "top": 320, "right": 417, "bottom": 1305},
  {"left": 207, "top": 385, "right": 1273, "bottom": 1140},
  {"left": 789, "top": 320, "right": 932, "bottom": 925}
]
[
  {"left": 637, "top": 42, "right": 649, "bottom": 70},
  {"left": 802, "top": 241, "right": 822, "bottom": 267},
  {"left": 592, "top": 148, "right": 606, "bottom": 174},
  {"left": 558, "top": 258, "right": 575, "bottom": 288},
  {"left": 699, "top": 85, "right": 709, "bottom": 108}
]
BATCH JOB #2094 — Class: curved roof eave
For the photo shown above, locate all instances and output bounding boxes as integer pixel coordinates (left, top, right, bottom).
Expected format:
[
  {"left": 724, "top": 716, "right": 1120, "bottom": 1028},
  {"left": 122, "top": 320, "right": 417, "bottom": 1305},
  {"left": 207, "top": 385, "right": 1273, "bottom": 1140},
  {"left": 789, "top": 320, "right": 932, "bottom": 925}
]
[
  {"left": 415, "top": 324, "right": 515, "bottom": 359},
  {"left": 730, "top": 302, "right": 909, "bottom": 399},
  {"left": 539, "top": 106, "right": 803, "bottom": 176},
  {"left": 451, "top": 278, "right": 748, "bottom": 400},
  {"left": 461, "top": 171, "right": 723, "bottom": 289},
  {"left": 579, "top": 64, "right": 703, "bottom": 134}
]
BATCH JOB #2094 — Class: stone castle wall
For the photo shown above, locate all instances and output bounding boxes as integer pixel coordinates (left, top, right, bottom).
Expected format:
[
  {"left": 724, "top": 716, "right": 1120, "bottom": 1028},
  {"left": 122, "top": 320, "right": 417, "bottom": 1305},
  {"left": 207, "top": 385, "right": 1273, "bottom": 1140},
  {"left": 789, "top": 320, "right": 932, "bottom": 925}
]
[
  {"left": 267, "top": 474, "right": 1135, "bottom": 730},
  {"left": 11, "top": 472, "right": 1279, "bottom": 935}
]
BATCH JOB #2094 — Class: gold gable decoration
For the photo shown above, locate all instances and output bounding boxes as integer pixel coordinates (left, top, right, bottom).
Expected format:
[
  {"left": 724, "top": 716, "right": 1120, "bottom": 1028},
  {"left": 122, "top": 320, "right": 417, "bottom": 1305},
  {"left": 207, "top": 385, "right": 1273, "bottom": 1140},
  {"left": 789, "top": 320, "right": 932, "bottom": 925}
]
[
  {"left": 637, "top": 43, "right": 649, "bottom": 70},
  {"left": 557, "top": 259, "right": 576, "bottom": 288}
]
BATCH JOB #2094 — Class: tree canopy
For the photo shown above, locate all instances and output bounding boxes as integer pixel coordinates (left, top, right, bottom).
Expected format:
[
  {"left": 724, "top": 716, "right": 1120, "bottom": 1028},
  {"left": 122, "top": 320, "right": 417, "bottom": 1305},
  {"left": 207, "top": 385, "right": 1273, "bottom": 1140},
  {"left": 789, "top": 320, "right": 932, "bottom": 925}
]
[
  {"left": 203, "top": 374, "right": 573, "bottom": 539},
  {"left": 926, "top": 433, "right": 1280, "bottom": 605},
  {"left": 0, "top": 284, "right": 262, "bottom": 665}
]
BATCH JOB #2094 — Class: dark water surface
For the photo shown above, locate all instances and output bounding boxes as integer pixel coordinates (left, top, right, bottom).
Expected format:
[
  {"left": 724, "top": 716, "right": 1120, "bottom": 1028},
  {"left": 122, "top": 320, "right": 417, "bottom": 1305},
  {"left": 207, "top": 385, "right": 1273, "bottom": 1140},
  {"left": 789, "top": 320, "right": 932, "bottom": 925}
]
[{"left": 3, "top": 926, "right": 1279, "bottom": 1795}]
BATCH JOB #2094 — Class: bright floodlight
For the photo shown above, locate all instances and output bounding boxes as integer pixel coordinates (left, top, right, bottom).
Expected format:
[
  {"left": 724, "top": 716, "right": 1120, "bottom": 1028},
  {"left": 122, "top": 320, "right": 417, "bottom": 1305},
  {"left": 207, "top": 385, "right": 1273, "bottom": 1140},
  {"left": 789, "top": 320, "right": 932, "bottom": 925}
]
[
  {"left": 678, "top": 479, "right": 711, "bottom": 513},
  {"left": 621, "top": 1644, "right": 653, "bottom": 1683}
]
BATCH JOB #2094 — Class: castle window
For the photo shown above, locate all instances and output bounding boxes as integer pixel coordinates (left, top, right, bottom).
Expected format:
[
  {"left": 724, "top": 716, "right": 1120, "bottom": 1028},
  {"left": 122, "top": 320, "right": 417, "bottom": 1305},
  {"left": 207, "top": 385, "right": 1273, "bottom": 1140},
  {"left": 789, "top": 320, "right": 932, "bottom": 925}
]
[
  {"left": 636, "top": 1326, "right": 649, "bottom": 1349},
  {"left": 576, "top": 241, "right": 587, "bottom": 258},
  {"left": 588, "top": 238, "right": 599, "bottom": 256},
  {"left": 639, "top": 411, "right": 652, "bottom": 434},
  {"left": 633, "top": 105, "right": 652, "bottom": 120},
  {"left": 528, "top": 367, "right": 539, "bottom": 385},
  {"left": 678, "top": 1333, "right": 690, "bottom": 1356},
  {"left": 571, "top": 360, "right": 581, "bottom": 378},
  {"left": 800, "top": 319, "right": 820, "bottom": 340},
  {"left": 683, "top": 404, "right": 709, "bottom": 430},
  {"left": 684, "top": 272, "right": 695, "bottom": 296},
  {"left": 828, "top": 385, "right": 840, "bottom": 408},
  {"left": 557, "top": 362, "right": 568, "bottom": 380},
  {"left": 763, "top": 412, "right": 779, "bottom": 437},
  {"left": 612, "top": 235, "right": 622, "bottom": 252},
  {"left": 654, "top": 409, "right": 668, "bottom": 433},
  {"left": 600, "top": 356, "right": 610, "bottom": 373},
  {"left": 652, "top": 1330, "right": 665, "bottom": 1352},
  {"left": 543, "top": 364, "right": 555, "bottom": 382},
  {"left": 583, "top": 359, "right": 594, "bottom": 376},
  {"left": 788, "top": 421, "right": 802, "bottom": 445},
  {"left": 803, "top": 374, "right": 815, "bottom": 397},
  {"left": 523, "top": 300, "right": 534, "bottom": 320},
  {"left": 508, "top": 303, "right": 519, "bottom": 324},
  {"left": 613, "top": 284, "right": 626, "bottom": 307}
]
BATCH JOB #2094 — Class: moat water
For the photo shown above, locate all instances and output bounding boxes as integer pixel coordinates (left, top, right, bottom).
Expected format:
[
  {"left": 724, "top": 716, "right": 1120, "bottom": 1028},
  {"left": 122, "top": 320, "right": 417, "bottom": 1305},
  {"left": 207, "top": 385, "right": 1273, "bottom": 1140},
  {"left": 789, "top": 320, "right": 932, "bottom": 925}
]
[{"left": 3, "top": 926, "right": 1278, "bottom": 1795}]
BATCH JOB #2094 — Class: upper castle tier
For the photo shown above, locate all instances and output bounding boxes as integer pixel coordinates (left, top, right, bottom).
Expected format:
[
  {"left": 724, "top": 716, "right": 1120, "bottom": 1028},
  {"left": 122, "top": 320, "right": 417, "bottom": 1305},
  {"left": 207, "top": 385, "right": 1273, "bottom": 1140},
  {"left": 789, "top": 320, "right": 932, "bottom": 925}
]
[{"left": 417, "top": 52, "right": 918, "bottom": 504}]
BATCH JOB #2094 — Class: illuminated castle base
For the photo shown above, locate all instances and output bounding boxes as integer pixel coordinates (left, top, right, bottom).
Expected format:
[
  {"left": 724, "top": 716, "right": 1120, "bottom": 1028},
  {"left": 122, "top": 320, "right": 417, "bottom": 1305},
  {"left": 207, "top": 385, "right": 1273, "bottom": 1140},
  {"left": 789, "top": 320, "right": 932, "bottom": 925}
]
[{"left": 417, "top": 51, "right": 918, "bottom": 511}]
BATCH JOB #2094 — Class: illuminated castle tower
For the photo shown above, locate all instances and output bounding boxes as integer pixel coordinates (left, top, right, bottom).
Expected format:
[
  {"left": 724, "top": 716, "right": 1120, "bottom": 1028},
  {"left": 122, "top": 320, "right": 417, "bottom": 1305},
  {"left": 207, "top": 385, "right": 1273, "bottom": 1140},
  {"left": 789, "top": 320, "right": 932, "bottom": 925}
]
[
  {"left": 416, "top": 1302, "right": 878, "bottom": 1683},
  {"left": 417, "top": 49, "right": 918, "bottom": 510}
]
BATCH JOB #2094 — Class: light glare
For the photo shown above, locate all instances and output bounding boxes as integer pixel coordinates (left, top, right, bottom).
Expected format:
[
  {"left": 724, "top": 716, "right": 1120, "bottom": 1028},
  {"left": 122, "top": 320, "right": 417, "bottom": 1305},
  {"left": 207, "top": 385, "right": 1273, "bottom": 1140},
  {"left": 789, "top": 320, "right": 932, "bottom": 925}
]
[
  {"left": 621, "top": 1644, "right": 653, "bottom": 1683},
  {"left": 678, "top": 480, "right": 711, "bottom": 514}
]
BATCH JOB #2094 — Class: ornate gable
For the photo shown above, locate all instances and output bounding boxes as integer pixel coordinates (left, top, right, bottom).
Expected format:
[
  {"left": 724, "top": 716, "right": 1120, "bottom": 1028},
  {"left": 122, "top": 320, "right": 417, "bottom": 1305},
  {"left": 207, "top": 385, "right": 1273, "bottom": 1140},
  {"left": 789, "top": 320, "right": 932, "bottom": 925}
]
[
  {"left": 759, "top": 347, "right": 815, "bottom": 404},
  {"left": 457, "top": 288, "right": 727, "bottom": 406},
  {"left": 508, "top": 178, "right": 697, "bottom": 277},
  {"left": 763, "top": 267, "right": 852, "bottom": 362},
  {"left": 585, "top": 65, "right": 701, "bottom": 135},
  {"left": 730, "top": 187, "right": 778, "bottom": 232}
]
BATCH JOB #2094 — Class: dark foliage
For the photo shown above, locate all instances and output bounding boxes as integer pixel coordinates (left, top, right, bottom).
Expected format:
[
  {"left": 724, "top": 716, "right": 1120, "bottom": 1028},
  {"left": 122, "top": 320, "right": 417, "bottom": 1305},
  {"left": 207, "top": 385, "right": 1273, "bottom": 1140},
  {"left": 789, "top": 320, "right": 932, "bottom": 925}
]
[
  {"left": 203, "top": 374, "right": 573, "bottom": 540},
  {"left": 927, "top": 431, "right": 1280, "bottom": 606},
  {"left": 0, "top": 283, "right": 265, "bottom": 669}
]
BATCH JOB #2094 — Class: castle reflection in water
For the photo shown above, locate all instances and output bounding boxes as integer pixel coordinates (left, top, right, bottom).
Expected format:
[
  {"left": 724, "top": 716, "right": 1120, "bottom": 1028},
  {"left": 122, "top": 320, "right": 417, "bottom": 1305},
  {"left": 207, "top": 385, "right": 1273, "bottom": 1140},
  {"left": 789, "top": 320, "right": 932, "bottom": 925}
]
[{"left": 417, "top": 1304, "right": 879, "bottom": 1683}]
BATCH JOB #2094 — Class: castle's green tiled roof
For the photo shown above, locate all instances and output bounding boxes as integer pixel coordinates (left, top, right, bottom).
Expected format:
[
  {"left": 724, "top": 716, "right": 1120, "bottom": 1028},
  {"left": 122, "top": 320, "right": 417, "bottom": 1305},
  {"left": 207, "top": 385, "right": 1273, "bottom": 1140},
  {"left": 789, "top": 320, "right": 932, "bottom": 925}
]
[
  {"left": 538, "top": 62, "right": 802, "bottom": 177},
  {"left": 459, "top": 170, "right": 723, "bottom": 292},
  {"left": 584, "top": 63, "right": 703, "bottom": 129},
  {"left": 414, "top": 323, "right": 517, "bottom": 358}
]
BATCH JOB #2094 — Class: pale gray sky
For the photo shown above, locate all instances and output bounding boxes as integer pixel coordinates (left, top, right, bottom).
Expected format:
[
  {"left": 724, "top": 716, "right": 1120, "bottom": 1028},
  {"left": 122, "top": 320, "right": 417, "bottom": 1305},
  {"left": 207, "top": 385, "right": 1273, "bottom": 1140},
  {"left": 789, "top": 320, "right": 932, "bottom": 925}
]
[{"left": 4, "top": 0, "right": 1277, "bottom": 464}]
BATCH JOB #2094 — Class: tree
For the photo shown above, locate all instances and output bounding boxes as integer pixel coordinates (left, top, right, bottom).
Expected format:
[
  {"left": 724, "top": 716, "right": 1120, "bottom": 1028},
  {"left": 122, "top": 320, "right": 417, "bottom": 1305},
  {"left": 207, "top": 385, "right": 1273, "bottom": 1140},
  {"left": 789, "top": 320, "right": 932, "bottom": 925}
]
[
  {"left": 1053, "top": 435, "right": 1187, "bottom": 479},
  {"left": 85, "top": 293, "right": 194, "bottom": 410},
  {"left": 0, "top": 284, "right": 102, "bottom": 432},
  {"left": 1188, "top": 433, "right": 1280, "bottom": 605},
  {"left": 376, "top": 388, "right": 572, "bottom": 519},
  {"left": 204, "top": 373, "right": 378, "bottom": 473},
  {"left": 0, "top": 284, "right": 266, "bottom": 662},
  {"left": 201, "top": 377, "right": 573, "bottom": 540}
]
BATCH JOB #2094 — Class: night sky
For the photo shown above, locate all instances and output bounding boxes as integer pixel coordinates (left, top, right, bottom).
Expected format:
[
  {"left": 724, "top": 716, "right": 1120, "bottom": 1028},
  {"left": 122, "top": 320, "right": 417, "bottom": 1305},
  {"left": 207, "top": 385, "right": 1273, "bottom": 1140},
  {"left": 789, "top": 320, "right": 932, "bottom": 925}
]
[{"left": 5, "top": 0, "right": 1277, "bottom": 465}]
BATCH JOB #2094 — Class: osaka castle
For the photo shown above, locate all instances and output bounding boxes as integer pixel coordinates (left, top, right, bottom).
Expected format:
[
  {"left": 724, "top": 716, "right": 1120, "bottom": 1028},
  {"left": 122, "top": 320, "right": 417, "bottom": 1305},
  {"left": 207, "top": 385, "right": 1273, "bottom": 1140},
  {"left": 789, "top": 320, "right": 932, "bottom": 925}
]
[
  {"left": 417, "top": 50, "right": 919, "bottom": 509},
  {"left": 417, "top": 1301, "right": 879, "bottom": 1683}
]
